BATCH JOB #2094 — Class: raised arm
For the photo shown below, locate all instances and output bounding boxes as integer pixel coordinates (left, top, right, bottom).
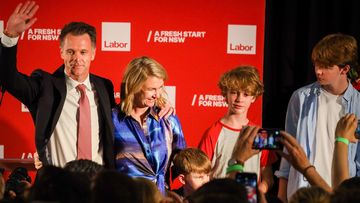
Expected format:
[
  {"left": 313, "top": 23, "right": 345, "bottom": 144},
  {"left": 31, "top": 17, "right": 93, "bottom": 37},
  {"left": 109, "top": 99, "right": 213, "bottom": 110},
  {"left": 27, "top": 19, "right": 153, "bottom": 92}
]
[
  {"left": 332, "top": 113, "right": 358, "bottom": 188},
  {"left": 227, "top": 125, "right": 260, "bottom": 178},
  {"left": 277, "top": 131, "right": 332, "bottom": 193},
  {"left": 3, "top": 1, "right": 39, "bottom": 38},
  {"left": 0, "top": 1, "right": 41, "bottom": 106}
]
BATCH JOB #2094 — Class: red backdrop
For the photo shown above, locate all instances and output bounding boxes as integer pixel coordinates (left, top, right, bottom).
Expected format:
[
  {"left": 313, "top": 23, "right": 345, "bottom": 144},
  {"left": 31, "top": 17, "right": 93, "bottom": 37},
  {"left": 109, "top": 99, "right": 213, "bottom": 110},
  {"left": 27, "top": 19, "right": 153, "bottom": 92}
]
[{"left": 0, "top": 0, "right": 265, "bottom": 160}]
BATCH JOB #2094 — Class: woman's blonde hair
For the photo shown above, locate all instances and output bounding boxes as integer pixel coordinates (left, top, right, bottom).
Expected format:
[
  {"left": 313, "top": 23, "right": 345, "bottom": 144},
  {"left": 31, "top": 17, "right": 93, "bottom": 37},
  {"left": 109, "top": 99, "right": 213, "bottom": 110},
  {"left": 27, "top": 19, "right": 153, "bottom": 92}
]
[{"left": 120, "top": 56, "right": 168, "bottom": 115}]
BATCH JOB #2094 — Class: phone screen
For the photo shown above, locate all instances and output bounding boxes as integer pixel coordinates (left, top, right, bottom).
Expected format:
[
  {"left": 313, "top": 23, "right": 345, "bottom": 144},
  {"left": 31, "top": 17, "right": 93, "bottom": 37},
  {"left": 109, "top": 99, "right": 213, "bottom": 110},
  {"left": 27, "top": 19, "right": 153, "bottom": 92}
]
[
  {"left": 235, "top": 172, "right": 258, "bottom": 203},
  {"left": 252, "top": 128, "right": 282, "bottom": 150}
]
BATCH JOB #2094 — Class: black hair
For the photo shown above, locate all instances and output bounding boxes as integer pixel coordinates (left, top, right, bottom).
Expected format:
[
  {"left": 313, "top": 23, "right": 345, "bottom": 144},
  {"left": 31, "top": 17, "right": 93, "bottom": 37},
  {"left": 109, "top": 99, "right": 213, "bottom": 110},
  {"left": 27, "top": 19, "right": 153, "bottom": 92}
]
[{"left": 59, "top": 22, "right": 96, "bottom": 48}]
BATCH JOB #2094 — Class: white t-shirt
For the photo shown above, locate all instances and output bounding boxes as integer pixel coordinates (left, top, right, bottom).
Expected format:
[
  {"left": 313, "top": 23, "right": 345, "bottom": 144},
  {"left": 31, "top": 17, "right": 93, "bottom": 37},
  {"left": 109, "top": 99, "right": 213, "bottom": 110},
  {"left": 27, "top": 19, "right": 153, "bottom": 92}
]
[{"left": 313, "top": 88, "right": 344, "bottom": 187}]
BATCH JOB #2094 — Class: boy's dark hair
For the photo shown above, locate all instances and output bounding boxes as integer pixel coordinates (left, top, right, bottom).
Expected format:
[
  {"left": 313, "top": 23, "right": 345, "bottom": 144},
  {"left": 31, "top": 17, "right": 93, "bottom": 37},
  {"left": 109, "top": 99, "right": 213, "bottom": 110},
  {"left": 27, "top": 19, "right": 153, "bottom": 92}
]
[
  {"left": 186, "top": 178, "right": 248, "bottom": 203},
  {"left": 331, "top": 177, "right": 360, "bottom": 203},
  {"left": 64, "top": 159, "right": 103, "bottom": 179},
  {"left": 28, "top": 165, "right": 91, "bottom": 203},
  {"left": 92, "top": 170, "right": 140, "bottom": 203},
  {"left": 59, "top": 22, "right": 96, "bottom": 48},
  {"left": 289, "top": 186, "right": 330, "bottom": 203},
  {"left": 7, "top": 167, "right": 31, "bottom": 184},
  {"left": 4, "top": 167, "right": 31, "bottom": 201}
]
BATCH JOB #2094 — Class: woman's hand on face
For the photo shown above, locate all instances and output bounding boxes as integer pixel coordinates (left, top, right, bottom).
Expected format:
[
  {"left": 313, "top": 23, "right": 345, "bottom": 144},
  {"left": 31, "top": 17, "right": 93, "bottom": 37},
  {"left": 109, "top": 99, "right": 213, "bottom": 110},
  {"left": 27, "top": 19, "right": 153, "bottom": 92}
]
[{"left": 158, "top": 100, "right": 175, "bottom": 119}]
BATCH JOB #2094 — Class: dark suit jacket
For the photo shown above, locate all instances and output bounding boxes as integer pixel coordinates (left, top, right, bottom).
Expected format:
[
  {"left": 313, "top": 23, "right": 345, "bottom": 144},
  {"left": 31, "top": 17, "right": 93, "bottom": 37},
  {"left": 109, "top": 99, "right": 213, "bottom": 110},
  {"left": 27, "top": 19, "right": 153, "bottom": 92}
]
[{"left": 0, "top": 43, "right": 115, "bottom": 169}]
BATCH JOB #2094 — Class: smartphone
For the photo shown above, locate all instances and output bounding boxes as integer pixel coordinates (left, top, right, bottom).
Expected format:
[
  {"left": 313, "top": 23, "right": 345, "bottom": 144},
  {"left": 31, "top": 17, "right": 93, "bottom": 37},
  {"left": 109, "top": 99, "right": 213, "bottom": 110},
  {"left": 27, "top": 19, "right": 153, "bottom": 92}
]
[
  {"left": 252, "top": 128, "right": 282, "bottom": 150},
  {"left": 235, "top": 172, "right": 258, "bottom": 203}
]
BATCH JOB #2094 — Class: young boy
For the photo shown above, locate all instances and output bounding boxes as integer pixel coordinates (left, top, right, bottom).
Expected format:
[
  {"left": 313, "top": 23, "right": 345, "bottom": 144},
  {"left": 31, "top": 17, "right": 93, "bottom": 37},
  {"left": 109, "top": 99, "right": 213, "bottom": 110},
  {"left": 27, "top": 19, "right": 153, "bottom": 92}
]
[
  {"left": 275, "top": 33, "right": 360, "bottom": 202},
  {"left": 172, "top": 148, "right": 211, "bottom": 198},
  {"left": 198, "top": 66, "right": 276, "bottom": 193}
]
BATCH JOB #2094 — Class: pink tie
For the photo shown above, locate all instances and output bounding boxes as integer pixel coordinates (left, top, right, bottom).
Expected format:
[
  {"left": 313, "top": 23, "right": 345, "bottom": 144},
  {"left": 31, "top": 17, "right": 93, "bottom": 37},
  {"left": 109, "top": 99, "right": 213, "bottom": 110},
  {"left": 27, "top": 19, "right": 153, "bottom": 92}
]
[{"left": 76, "top": 84, "right": 92, "bottom": 160}]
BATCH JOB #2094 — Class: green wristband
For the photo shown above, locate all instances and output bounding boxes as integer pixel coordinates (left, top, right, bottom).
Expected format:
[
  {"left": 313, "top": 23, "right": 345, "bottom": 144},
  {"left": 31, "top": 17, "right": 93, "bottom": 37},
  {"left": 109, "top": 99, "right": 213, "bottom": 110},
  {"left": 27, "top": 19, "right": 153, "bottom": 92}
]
[
  {"left": 335, "top": 137, "right": 349, "bottom": 145},
  {"left": 226, "top": 164, "right": 244, "bottom": 174}
]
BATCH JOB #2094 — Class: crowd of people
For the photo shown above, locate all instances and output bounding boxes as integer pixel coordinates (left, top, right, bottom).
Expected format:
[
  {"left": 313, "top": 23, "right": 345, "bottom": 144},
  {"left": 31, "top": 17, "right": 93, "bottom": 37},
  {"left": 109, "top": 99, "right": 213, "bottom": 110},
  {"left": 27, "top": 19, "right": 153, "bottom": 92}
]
[{"left": 1, "top": 1, "right": 360, "bottom": 203}]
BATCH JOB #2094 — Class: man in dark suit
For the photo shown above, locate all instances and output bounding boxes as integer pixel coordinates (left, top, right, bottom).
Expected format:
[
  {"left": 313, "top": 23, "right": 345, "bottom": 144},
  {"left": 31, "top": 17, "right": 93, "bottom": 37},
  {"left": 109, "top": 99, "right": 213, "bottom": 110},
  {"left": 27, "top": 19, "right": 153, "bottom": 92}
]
[{"left": 0, "top": 2, "right": 116, "bottom": 168}]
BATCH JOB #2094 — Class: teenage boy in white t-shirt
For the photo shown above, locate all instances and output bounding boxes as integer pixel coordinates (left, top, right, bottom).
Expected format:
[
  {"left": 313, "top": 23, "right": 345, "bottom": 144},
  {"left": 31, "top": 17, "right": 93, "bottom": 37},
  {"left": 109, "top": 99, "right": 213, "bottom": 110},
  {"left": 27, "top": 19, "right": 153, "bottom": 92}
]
[{"left": 276, "top": 33, "right": 360, "bottom": 202}]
